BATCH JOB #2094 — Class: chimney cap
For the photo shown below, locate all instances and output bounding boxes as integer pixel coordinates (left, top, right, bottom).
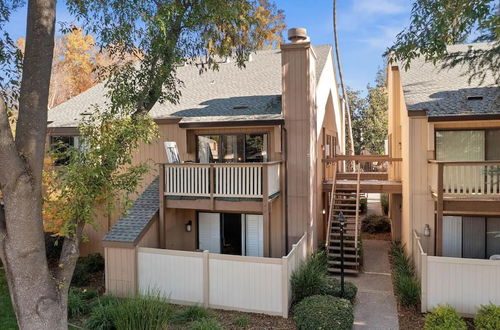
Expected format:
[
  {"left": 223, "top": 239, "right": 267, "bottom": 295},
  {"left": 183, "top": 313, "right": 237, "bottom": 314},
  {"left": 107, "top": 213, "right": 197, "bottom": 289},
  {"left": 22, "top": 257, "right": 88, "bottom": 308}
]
[{"left": 288, "top": 28, "right": 308, "bottom": 43}]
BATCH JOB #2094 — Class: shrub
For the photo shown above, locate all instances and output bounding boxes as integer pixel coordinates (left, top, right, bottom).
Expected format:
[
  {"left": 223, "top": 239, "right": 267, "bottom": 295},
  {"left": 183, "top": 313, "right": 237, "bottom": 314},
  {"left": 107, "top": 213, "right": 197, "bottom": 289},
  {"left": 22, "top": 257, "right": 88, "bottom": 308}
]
[
  {"left": 360, "top": 197, "right": 368, "bottom": 213},
  {"left": 391, "top": 243, "right": 420, "bottom": 308},
  {"left": 71, "top": 253, "right": 105, "bottom": 287},
  {"left": 322, "top": 277, "right": 357, "bottom": 302},
  {"left": 173, "top": 305, "right": 213, "bottom": 324},
  {"left": 233, "top": 315, "right": 251, "bottom": 328},
  {"left": 362, "top": 215, "right": 391, "bottom": 234},
  {"left": 397, "top": 275, "right": 420, "bottom": 307},
  {"left": 475, "top": 304, "right": 500, "bottom": 330},
  {"left": 85, "top": 303, "right": 117, "bottom": 330},
  {"left": 291, "top": 253, "right": 327, "bottom": 303},
  {"left": 84, "top": 253, "right": 105, "bottom": 273},
  {"left": 111, "top": 295, "right": 174, "bottom": 330},
  {"left": 294, "top": 295, "right": 353, "bottom": 330},
  {"left": 381, "top": 193, "right": 389, "bottom": 215},
  {"left": 190, "top": 318, "right": 223, "bottom": 330},
  {"left": 424, "top": 305, "right": 466, "bottom": 330},
  {"left": 68, "top": 288, "right": 90, "bottom": 318}
]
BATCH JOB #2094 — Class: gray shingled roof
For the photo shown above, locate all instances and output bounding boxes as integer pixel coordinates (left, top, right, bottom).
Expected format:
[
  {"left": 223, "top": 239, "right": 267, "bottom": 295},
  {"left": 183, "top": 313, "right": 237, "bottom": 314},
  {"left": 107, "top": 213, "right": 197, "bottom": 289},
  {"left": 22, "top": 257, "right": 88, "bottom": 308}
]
[
  {"left": 48, "top": 45, "right": 332, "bottom": 127},
  {"left": 104, "top": 177, "right": 159, "bottom": 243},
  {"left": 399, "top": 42, "right": 499, "bottom": 117}
]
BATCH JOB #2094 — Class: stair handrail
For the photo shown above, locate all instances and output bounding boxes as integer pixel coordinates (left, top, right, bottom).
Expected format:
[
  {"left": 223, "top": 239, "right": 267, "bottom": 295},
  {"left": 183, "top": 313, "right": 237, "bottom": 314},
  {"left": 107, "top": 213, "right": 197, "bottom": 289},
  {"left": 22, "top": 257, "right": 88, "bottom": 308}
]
[
  {"left": 354, "top": 163, "right": 361, "bottom": 252},
  {"left": 325, "top": 162, "right": 338, "bottom": 249}
]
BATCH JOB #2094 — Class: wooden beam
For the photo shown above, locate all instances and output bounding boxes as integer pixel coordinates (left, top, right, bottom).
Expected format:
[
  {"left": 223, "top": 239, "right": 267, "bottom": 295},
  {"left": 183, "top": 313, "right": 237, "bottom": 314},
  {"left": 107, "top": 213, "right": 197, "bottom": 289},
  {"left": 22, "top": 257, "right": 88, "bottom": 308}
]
[
  {"left": 324, "top": 155, "right": 403, "bottom": 162},
  {"left": 336, "top": 172, "right": 388, "bottom": 180},
  {"left": 262, "top": 163, "right": 270, "bottom": 257},
  {"left": 159, "top": 164, "right": 166, "bottom": 249},
  {"left": 436, "top": 163, "right": 444, "bottom": 256}
]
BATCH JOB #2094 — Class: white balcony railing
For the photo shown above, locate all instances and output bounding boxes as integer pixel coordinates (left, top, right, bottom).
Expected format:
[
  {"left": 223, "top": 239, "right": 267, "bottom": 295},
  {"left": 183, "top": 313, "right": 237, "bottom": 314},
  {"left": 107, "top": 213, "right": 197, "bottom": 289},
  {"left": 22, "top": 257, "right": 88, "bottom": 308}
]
[
  {"left": 162, "top": 162, "right": 281, "bottom": 199},
  {"left": 429, "top": 161, "right": 500, "bottom": 197}
]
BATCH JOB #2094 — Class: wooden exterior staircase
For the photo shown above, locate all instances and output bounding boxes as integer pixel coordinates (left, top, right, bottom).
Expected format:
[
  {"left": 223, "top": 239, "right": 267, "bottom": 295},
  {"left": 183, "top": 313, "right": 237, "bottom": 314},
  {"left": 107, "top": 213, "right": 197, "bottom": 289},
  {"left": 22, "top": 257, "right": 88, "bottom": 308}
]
[{"left": 326, "top": 164, "right": 362, "bottom": 275}]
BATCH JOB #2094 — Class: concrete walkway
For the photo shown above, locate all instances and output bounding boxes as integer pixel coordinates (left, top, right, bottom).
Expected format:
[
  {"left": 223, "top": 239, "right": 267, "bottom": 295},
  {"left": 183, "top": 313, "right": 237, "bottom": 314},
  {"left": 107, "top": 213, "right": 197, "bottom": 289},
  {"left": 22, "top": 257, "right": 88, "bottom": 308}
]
[{"left": 348, "top": 240, "right": 399, "bottom": 330}]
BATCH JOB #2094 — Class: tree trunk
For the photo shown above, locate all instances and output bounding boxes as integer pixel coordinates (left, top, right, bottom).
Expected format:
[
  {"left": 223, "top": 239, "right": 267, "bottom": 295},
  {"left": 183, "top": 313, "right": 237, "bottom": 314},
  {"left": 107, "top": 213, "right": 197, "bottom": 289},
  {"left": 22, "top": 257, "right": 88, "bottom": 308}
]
[{"left": 0, "top": 1, "right": 77, "bottom": 329}]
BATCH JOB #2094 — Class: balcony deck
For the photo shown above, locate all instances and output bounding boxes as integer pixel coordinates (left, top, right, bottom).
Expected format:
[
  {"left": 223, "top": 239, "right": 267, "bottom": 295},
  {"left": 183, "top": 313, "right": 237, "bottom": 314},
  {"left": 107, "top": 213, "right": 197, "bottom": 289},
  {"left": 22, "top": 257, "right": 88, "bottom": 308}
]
[{"left": 160, "top": 161, "right": 282, "bottom": 212}]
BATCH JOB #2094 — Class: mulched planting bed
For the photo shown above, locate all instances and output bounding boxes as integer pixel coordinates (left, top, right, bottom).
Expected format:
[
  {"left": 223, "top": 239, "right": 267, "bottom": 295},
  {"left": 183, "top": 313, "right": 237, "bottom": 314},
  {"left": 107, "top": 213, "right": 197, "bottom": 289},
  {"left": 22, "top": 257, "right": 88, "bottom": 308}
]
[{"left": 170, "top": 306, "right": 296, "bottom": 330}]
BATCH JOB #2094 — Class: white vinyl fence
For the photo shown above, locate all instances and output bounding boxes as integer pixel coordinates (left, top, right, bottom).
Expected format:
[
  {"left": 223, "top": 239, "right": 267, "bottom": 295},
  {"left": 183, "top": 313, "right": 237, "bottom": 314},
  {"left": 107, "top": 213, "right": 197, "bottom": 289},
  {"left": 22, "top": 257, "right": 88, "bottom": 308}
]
[
  {"left": 137, "top": 233, "right": 308, "bottom": 317},
  {"left": 414, "top": 231, "right": 500, "bottom": 315}
]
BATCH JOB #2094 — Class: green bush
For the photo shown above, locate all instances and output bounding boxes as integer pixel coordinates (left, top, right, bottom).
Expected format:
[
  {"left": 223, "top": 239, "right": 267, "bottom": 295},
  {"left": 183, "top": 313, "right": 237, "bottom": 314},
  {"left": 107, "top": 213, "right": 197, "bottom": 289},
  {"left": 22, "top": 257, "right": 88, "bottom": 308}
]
[
  {"left": 391, "top": 243, "right": 420, "bottom": 308},
  {"left": 173, "top": 305, "right": 213, "bottom": 324},
  {"left": 291, "top": 252, "right": 327, "bottom": 303},
  {"left": 424, "top": 305, "right": 466, "bottom": 330},
  {"left": 381, "top": 193, "right": 389, "bottom": 215},
  {"left": 233, "top": 315, "right": 251, "bottom": 328},
  {"left": 190, "top": 318, "right": 223, "bottom": 330},
  {"left": 68, "top": 288, "right": 90, "bottom": 318},
  {"left": 85, "top": 303, "right": 117, "bottom": 330},
  {"left": 322, "top": 277, "right": 357, "bottom": 302},
  {"left": 71, "top": 253, "right": 105, "bottom": 287},
  {"left": 86, "top": 294, "right": 173, "bottom": 330},
  {"left": 294, "top": 295, "right": 353, "bottom": 330},
  {"left": 475, "top": 304, "right": 500, "bottom": 330},
  {"left": 360, "top": 197, "right": 368, "bottom": 213},
  {"left": 362, "top": 215, "right": 391, "bottom": 234},
  {"left": 112, "top": 295, "right": 174, "bottom": 330},
  {"left": 397, "top": 274, "right": 420, "bottom": 307}
]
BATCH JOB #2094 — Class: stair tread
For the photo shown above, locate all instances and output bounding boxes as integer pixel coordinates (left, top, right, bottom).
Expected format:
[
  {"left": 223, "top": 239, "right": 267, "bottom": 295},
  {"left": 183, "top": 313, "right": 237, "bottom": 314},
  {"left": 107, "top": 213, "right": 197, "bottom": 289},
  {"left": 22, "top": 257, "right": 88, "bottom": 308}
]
[
  {"left": 328, "top": 253, "right": 358, "bottom": 258},
  {"left": 328, "top": 268, "right": 359, "bottom": 274},
  {"left": 328, "top": 260, "right": 359, "bottom": 266}
]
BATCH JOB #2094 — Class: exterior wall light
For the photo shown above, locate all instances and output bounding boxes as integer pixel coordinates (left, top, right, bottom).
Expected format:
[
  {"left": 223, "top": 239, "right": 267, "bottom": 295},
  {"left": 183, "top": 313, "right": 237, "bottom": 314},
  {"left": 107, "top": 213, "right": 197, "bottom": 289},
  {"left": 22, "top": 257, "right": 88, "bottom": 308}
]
[
  {"left": 424, "top": 224, "right": 431, "bottom": 237},
  {"left": 186, "top": 220, "right": 192, "bottom": 233}
]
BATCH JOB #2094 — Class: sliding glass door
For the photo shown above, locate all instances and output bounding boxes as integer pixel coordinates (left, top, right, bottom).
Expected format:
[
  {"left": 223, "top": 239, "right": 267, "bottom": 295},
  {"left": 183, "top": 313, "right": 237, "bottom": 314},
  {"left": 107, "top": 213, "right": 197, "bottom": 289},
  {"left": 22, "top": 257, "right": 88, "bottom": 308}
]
[{"left": 197, "top": 133, "right": 268, "bottom": 163}]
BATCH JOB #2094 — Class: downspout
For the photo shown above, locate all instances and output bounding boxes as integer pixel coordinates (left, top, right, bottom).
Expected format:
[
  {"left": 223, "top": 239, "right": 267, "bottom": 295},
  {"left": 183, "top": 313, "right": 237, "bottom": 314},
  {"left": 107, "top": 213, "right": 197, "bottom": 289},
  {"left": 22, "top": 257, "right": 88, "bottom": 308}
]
[{"left": 282, "top": 125, "right": 289, "bottom": 254}]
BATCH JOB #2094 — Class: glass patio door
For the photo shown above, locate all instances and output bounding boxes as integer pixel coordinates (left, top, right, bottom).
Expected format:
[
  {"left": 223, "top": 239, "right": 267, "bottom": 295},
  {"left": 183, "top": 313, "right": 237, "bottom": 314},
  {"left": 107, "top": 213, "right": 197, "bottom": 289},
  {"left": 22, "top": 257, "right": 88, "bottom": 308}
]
[{"left": 436, "top": 130, "right": 485, "bottom": 194}]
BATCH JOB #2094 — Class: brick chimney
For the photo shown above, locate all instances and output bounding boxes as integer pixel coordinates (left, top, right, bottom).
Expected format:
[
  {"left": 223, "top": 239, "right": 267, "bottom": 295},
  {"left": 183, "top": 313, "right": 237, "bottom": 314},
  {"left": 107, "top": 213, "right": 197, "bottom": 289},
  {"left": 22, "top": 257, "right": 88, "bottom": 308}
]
[{"left": 281, "top": 28, "right": 318, "bottom": 251}]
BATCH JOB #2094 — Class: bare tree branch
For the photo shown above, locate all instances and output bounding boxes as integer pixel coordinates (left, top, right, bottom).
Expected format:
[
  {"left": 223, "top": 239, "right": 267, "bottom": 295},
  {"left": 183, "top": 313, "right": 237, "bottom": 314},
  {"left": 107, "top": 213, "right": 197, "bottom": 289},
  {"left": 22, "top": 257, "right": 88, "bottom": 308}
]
[{"left": 0, "top": 203, "right": 6, "bottom": 263}]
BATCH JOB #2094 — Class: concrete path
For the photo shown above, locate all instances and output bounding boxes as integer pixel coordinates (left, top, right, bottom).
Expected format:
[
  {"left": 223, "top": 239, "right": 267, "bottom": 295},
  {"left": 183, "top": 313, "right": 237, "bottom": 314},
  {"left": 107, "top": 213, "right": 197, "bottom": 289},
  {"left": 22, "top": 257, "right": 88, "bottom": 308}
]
[{"left": 348, "top": 240, "right": 399, "bottom": 330}]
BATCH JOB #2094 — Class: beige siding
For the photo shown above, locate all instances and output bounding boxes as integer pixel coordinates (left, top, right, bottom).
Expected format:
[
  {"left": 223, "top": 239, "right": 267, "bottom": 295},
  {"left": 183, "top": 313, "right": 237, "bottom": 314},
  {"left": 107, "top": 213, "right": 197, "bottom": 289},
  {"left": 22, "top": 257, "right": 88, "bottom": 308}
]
[
  {"left": 164, "top": 208, "right": 197, "bottom": 251},
  {"left": 104, "top": 247, "right": 136, "bottom": 297},
  {"left": 137, "top": 214, "right": 160, "bottom": 248},
  {"left": 282, "top": 43, "right": 318, "bottom": 250}
]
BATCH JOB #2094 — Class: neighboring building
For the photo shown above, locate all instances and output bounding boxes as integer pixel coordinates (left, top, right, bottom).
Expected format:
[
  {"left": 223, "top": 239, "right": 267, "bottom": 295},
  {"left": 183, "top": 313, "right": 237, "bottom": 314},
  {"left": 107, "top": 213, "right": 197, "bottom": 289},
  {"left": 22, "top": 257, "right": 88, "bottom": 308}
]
[
  {"left": 47, "top": 28, "right": 346, "bottom": 313},
  {"left": 387, "top": 42, "right": 500, "bottom": 314}
]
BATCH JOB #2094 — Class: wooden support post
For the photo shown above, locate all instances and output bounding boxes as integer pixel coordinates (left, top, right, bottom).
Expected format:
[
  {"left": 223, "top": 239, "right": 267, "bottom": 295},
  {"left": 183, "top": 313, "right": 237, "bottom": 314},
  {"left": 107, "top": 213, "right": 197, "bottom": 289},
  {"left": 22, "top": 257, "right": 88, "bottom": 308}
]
[
  {"left": 210, "top": 164, "right": 215, "bottom": 211},
  {"left": 263, "top": 164, "right": 270, "bottom": 257},
  {"left": 436, "top": 163, "right": 444, "bottom": 256},
  {"left": 159, "top": 164, "right": 165, "bottom": 249}
]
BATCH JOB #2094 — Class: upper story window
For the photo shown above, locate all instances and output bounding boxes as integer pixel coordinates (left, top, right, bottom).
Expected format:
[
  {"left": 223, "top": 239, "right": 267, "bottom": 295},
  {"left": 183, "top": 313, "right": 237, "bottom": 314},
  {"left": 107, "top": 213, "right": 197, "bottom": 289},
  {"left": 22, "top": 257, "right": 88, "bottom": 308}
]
[
  {"left": 436, "top": 129, "right": 500, "bottom": 161},
  {"left": 197, "top": 133, "right": 268, "bottom": 163},
  {"left": 49, "top": 135, "right": 82, "bottom": 166}
]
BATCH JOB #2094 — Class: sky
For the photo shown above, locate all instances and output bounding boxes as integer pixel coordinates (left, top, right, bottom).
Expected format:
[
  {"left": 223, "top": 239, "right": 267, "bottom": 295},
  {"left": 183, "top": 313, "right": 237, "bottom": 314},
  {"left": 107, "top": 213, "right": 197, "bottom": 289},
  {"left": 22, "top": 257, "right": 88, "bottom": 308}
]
[{"left": 4, "top": 0, "right": 413, "bottom": 92}]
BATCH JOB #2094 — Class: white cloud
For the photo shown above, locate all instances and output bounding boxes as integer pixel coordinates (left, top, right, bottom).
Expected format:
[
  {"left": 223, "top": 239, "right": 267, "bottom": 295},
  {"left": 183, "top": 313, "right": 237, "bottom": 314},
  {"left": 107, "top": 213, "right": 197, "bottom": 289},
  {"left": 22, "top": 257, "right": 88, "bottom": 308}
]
[{"left": 361, "top": 25, "right": 402, "bottom": 50}]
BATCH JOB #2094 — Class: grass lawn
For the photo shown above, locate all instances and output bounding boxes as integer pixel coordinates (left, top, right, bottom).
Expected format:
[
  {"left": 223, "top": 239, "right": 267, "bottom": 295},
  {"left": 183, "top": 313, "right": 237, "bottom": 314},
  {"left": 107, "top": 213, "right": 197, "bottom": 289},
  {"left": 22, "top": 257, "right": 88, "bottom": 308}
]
[{"left": 0, "top": 268, "right": 18, "bottom": 329}]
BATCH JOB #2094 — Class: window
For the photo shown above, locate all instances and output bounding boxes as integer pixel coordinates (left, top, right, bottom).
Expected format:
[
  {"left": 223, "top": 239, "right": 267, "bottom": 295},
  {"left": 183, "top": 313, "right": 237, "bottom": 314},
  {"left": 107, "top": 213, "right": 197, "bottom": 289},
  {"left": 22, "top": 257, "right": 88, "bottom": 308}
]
[
  {"left": 197, "top": 133, "right": 268, "bottom": 163},
  {"left": 50, "top": 135, "right": 82, "bottom": 166},
  {"left": 436, "top": 129, "right": 500, "bottom": 161}
]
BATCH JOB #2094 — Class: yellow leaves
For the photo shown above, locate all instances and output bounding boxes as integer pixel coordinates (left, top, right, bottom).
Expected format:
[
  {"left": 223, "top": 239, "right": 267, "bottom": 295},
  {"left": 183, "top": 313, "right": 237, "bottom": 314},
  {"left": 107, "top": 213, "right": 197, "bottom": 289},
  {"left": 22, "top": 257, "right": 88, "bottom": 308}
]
[{"left": 60, "top": 28, "right": 96, "bottom": 99}]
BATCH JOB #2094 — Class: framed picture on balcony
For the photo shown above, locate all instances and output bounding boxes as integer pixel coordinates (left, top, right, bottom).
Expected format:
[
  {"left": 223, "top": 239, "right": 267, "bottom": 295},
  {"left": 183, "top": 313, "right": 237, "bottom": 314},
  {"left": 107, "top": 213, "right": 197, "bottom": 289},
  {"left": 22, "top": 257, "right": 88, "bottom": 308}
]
[{"left": 164, "top": 141, "right": 181, "bottom": 163}]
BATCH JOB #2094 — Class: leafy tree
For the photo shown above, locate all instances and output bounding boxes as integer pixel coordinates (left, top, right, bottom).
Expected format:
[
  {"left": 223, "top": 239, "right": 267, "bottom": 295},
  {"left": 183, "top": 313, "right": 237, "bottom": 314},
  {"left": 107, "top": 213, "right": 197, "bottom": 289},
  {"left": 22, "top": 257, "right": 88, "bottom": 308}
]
[
  {"left": 0, "top": 1, "right": 285, "bottom": 329},
  {"left": 386, "top": 0, "right": 499, "bottom": 84},
  {"left": 349, "top": 70, "right": 388, "bottom": 155}
]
